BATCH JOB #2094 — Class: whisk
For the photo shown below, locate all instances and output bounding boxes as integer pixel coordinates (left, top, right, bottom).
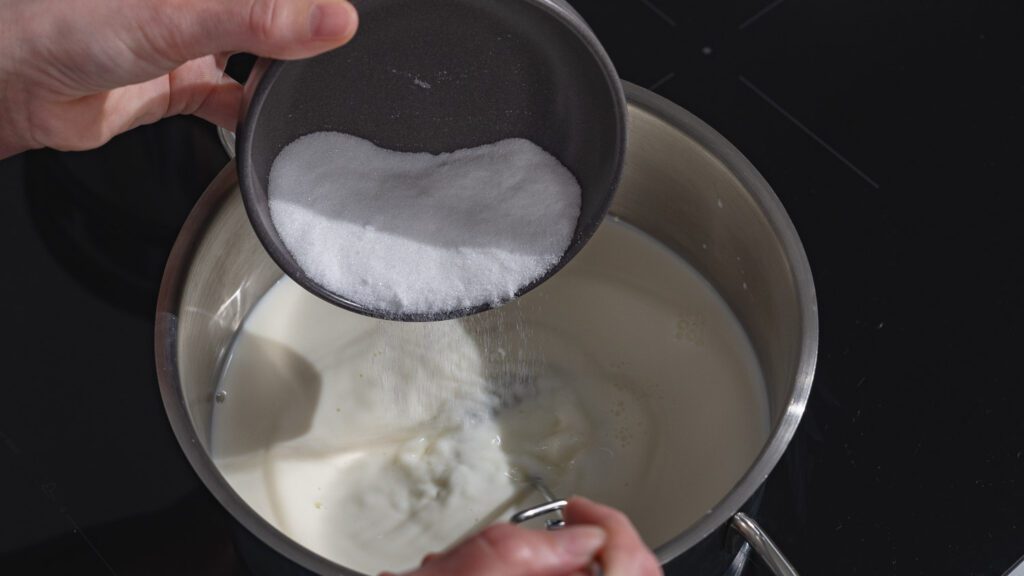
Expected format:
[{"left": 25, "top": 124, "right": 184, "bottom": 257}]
[{"left": 510, "top": 477, "right": 602, "bottom": 575}]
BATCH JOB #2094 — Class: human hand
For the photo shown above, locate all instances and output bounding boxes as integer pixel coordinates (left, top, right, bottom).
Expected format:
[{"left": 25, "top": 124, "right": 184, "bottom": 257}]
[
  {"left": 393, "top": 497, "right": 663, "bottom": 576},
  {"left": 0, "top": 0, "right": 358, "bottom": 158}
]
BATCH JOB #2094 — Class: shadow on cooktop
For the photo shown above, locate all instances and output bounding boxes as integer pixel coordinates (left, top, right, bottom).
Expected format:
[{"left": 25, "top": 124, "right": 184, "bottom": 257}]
[{"left": 22, "top": 116, "right": 228, "bottom": 318}]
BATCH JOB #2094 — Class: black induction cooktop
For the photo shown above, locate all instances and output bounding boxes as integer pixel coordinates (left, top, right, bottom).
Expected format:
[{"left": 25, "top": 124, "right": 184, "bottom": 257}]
[{"left": 2, "top": 1, "right": 1022, "bottom": 575}]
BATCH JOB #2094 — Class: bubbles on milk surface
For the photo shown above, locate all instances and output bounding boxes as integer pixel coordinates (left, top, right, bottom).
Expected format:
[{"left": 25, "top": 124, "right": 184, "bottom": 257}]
[{"left": 268, "top": 133, "right": 582, "bottom": 316}]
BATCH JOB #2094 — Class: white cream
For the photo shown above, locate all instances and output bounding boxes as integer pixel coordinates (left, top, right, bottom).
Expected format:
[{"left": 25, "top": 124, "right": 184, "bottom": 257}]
[{"left": 211, "top": 220, "right": 769, "bottom": 575}]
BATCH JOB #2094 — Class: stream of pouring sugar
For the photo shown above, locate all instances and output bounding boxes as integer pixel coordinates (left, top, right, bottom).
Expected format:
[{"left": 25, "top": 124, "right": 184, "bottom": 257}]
[{"left": 369, "top": 302, "right": 543, "bottom": 434}]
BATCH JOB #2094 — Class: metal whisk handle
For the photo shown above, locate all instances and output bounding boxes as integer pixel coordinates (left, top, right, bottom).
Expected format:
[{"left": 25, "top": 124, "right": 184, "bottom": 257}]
[
  {"left": 510, "top": 499, "right": 568, "bottom": 527},
  {"left": 510, "top": 481, "right": 601, "bottom": 575}
]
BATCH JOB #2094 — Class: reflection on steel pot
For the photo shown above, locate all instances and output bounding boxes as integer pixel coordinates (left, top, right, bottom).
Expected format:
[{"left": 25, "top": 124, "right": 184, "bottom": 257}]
[{"left": 157, "top": 83, "right": 817, "bottom": 575}]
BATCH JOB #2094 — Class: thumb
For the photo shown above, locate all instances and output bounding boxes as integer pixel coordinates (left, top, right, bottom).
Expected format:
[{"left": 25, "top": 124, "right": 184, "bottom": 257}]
[
  {"left": 404, "top": 524, "right": 606, "bottom": 576},
  {"left": 30, "top": 0, "right": 360, "bottom": 91},
  {"left": 120, "top": 0, "right": 359, "bottom": 71}
]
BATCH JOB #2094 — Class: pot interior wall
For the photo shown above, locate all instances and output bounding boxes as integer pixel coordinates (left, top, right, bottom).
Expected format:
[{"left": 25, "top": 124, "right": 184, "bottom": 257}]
[
  {"left": 176, "top": 195, "right": 283, "bottom": 450},
  {"left": 612, "top": 107, "right": 803, "bottom": 425}
]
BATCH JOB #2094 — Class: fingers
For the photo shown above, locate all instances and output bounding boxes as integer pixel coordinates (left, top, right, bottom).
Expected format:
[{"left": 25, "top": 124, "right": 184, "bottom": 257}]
[
  {"left": 66, "top": 0, "right": 361, "bottom": 136},
  {"left": 32, "top": 0, "right": 360, "bottom": 83},
  {"left": 14, "top": 71, "right": 216, "bottom": 152},
  {"left": 164, "top": 57, "right": 245, "bottom": 129},
  {"left": 0, "top": 0, "right": 358, "bottom": 152},
  {"left": 11, "top": 0, "right": 359, "bottom": 101},
  {"left": 564, "top": 498, "right": 663, "bottom": 576},
  {"left": 388, "top": 500, "right": 659, "bottom": 576},
  {"left": 188, "top": 77, "right": 245, "bottom": 129},
  {"left": 403, "top": 523, "right": 606, "bottom": 576},
  {"left": 96, "top": 55, "right": 243, "bottom": 146}
]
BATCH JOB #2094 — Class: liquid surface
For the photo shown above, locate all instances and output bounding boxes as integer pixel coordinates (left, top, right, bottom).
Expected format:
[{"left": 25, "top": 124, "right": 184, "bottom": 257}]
[
  {"left": 211, "top": 220, "right": 769, "bottom": 574},
  {"left": 269, "top": 134, "right": 581, "bottom": 315}
]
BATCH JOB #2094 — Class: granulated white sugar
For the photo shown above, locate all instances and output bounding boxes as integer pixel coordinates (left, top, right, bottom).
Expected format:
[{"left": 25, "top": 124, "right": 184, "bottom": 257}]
[{"left": 268, "top": 133, "right": 582, "bottom": 315}]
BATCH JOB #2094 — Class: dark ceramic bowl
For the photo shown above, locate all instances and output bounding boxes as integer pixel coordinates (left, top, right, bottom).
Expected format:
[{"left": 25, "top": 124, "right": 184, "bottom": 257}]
[{"left": 236, "top": 0, "right": 627, "bottom": 322}]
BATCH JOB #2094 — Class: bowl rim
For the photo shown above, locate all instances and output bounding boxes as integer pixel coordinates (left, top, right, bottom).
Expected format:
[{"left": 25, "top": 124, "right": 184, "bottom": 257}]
[{"left": 156, "top": 81, "right": 818, "bottom": 574}]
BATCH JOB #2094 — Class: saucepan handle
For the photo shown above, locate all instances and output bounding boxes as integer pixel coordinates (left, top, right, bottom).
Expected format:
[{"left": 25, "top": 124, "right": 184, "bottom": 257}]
[{"left": 731, "top": 513, "right": 799, "bottom": 576}]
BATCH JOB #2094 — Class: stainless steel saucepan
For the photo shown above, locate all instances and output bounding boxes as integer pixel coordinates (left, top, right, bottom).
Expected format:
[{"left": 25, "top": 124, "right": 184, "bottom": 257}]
[{"left": 158, "top": 82, "right": 817, "bottom": 575}]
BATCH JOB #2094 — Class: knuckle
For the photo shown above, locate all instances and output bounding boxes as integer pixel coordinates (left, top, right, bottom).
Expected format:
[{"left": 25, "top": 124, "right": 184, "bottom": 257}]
[{"left": 247, "top": 0, "right": 284, "bottom": 43}]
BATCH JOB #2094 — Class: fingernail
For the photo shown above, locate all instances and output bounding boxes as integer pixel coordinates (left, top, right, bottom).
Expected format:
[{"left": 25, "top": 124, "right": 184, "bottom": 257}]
[
  {"left": 309, "top": 1, "right": 357, "bottom": 40},
  {"left": 551, "top": 526, "right": 606, "bottom": 562}
]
